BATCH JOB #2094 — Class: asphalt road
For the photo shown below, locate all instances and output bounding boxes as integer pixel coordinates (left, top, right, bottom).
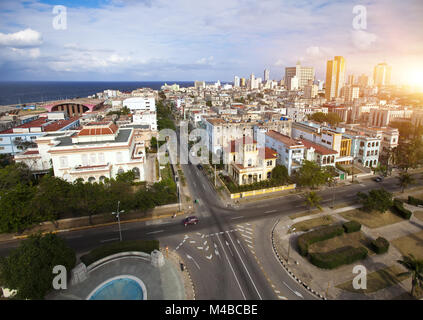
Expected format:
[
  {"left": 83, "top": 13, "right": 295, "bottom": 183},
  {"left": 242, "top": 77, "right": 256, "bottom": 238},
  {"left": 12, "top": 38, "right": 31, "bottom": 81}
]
[{"left": 0, "top": 133, "right": 421, "bottom": 300}]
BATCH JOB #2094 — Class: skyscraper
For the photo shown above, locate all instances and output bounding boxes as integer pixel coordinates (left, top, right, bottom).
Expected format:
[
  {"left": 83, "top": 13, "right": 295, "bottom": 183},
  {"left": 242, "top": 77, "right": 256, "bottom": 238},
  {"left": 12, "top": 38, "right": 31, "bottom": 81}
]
[
  {"left": 264, "top": 68, "right": 270, "bottom": 82},
  {"left": 373, "top": 63, "right": 391, "bottom": 86},
  {"left": 234, "top": 76, "right": 240, "bottom": 87},
  {"left": 325, "top": 56, "right": 345, "bottom": 100},
  {"left": 285, "top": 61, "right": 315, "bottom": 90}
]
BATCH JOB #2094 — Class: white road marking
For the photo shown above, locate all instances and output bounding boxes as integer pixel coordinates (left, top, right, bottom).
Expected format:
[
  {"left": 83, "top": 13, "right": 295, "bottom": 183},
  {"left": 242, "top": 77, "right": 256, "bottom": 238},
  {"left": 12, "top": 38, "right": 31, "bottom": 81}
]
[
  {"left": 237, "top": 239, "right": 246, "bottom": 254},
  {"left": 216, "top": 234, "right": 246, "bottom": 300},
  {"left": 242, "top": 234, "right": 252, "bottom": 239},
  {"left": 186, "top": 254, "right": 200, "bottom": 270},
  {"left": 243, "top": 238, "right": 253, "bottom": 244},
  {"left": 100, "top": 238, "right": 119, "bottom": 243},
  {"left": 227, "top": 232, "right": 262, "bottom": 300},
  {"left": 244, "top": 230, "right": 253, "bottom": 235},
  {"left": 205, "top": 254, "right": 213, "bottom": 260},
  {"left": 264, "top": 210, "right": 276, "bottom": 213},
  {"left": 245, "top": 227, "right": 253, "bottom": 232},
  {"left": 278, "top": 296, "right": 288, "bottom": 300},
  {"left": 205, "top": 246, "right": 209, "bottom": 251},
  {"left": 190, "top": 240, "right": 196, "bottom": 243},
  {"left": 146, "top": 230, "right": 164, "bottom": 235},
  {"left": 231, "top": 216, "right": 244, "bottom": 220},
  {"left": 203, "top": 241, "right": 207, "bottom": 246},
  {"left": 197, "top": 247, "right": 203, "bottom": 250},
  {"left": 283, "top": 281, "right": 304, "bottom": 299}
]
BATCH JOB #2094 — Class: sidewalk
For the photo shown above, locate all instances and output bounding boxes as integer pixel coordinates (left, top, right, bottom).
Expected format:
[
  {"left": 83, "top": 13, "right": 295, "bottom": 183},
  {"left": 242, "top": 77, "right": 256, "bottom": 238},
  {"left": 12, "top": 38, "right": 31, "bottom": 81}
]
[{"left": 0, "top": 203, "right": 184, "bottom": 243}]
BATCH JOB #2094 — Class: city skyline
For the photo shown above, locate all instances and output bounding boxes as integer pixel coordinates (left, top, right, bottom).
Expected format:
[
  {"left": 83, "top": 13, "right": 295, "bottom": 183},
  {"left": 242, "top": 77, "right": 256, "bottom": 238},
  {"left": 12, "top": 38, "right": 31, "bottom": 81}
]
[{"left": 0, "top": 0, "right": 422, "bottom": 87}]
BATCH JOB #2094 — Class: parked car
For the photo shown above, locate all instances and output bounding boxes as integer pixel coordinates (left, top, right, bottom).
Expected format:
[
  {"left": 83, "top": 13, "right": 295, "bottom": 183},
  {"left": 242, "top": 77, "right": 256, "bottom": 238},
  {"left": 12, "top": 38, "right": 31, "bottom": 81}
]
[
  {"left": 373, "top": 176, "right": 383, "bottom": 182},
  {"left": 183, "top": 216, "right": 199, "bottom": 227}
]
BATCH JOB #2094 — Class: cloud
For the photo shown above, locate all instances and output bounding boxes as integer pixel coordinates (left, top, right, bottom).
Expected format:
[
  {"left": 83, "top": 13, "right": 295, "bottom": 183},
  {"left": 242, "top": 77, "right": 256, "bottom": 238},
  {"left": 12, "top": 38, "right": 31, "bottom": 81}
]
[
  {"left": 351, "top": 30, "right": 377, "bottom": 51},
  {"left": 11, "top": 47, "right": 40, "bottom": 58},
  {"left": 0, "top": 28, "right": 42, "bottom": 48}
]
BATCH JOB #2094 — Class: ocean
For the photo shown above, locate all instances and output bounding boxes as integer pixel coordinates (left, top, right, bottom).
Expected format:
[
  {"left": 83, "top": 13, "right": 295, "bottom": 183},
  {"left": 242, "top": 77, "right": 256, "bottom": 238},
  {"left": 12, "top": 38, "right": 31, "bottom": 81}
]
[{"left": 0, "top": 81, "right": 198, "bottom": 106}]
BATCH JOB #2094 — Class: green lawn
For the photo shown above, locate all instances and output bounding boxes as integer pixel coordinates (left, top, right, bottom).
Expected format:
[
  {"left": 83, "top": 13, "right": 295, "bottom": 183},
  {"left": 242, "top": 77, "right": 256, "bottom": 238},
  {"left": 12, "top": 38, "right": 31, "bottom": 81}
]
[
  {"left": 339, "top": 208, "right": 404, "bottom": 228},
  {"left": 336, "top": 265, "right": 410, "bottom": 293},
  {"left": 288, "top": 215, "right": 334, "bottom": 233}
]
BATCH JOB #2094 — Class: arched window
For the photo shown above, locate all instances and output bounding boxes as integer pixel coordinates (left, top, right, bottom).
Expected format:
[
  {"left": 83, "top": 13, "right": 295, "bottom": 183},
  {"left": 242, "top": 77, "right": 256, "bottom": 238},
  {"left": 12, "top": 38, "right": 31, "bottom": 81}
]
[
  {"left": 88, "top": 177, "right": 96, "bottom": 183},
  {"left": 132, "top": 167, "right": 140, "bottom": 179}
]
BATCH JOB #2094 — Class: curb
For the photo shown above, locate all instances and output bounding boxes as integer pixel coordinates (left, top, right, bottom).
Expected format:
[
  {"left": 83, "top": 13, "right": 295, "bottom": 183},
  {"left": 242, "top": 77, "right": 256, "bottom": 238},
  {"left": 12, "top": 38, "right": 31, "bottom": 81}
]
[
  {"left": 9, "top": 211, "right": 186, "bottom": 241},
  {"left": 271, "top": 218, "right": 327, "bottom": 300},
  {"left": 167, "top": 249, "right": 196, "bottom": 300}
]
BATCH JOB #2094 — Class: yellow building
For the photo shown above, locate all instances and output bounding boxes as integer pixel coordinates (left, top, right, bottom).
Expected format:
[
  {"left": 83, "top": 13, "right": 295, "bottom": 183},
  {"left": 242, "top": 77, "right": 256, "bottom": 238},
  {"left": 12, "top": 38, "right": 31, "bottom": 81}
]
[
  {"left": 373, "top": 63, "right": 391, "bottom": 86},
  {"left": 325, "top": 56, "right": 345, "bottom": 100},
  {"left": 224, "top": 136, "right": 277, "bottom": 185}
]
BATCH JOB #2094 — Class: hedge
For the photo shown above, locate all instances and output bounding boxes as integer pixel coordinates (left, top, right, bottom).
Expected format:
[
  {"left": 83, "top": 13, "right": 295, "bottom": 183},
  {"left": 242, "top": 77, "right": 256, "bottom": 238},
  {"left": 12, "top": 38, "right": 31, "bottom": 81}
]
[
  {"left": 80, "top": 240, "right": 160, "bottom": 266},
  {"left": 309, "top": 246, "right": 368, "bottom": 269},
  {"left": 371, "top": 237, "right": 390, "bottom": 254},
  {"left": 297, "top": 224, "right": 344, "bottom": 256},
  {"left": 408, "top": 196, "right": 423, "bottom": 206},
  {"left": 342, "top": 221, "right": 361, "bottom": 233},
  {"left": 392, "top": 198, "right": 412, "bottom": 220}
]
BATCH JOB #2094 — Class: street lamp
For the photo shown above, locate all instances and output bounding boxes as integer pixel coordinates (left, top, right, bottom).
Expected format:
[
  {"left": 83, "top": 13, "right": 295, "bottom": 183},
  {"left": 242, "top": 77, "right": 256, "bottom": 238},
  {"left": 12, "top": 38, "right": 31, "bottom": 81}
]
[
  {"left": 287, "top": 227, "right": 296, "bottom": 264},
  {"left": 112, "top": 201, "right": 125, "bottom": 242}
]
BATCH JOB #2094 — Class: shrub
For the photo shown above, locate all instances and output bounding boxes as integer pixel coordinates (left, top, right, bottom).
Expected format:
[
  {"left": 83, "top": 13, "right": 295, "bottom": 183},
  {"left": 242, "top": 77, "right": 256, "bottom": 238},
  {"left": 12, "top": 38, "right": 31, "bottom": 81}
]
[
  {"left": 297, "top": 224, "right": 344, "bottom": 256},
  {"left": 408, "top": 196, "right": 423, "bottom": 206},
  {"left": 80, "top": 240, "right": 159, "bottom": 266},
  {"left": 371, "top": 237, "right": 390, "bottom": 254},
  {"left": 309, "top": 246, "right": 368, "bottom": 269},
  {"left": 342, "top": 220, "right": 362, "bottom": 233},
  {"left": 392, "top": 198, "right": 412, "bottom": 219}
]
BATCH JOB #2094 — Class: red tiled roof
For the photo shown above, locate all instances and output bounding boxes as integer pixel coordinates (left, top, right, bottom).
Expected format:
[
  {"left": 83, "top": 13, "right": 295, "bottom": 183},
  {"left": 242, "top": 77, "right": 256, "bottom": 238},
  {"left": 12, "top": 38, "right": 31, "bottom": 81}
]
[
  {"left": 0, "top": 117, "right": 48, "bottom": 134},
  {"left": 300, "top": 139, "right": 337, "bottom": 155},
  {"left": 77, "top": 123, "right": 118, "bottom": 136},
  {"left": 264, "top": 147, "right": 277, "bottom": 159},
  {"left": 23, "top": 150, "right": 39, "bottom": 155},
  {"left": 266, "top": 130, "right": 303, "bottom": 147},
  {"left": 44, "top": 116, "right": 79, "bottom": 132}
]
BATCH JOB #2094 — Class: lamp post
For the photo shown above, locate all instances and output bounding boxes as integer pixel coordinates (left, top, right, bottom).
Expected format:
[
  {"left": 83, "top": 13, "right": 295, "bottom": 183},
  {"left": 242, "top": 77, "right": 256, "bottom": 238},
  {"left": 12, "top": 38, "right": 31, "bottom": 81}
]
[
  {"left": 112, "top": 201, "right": 125, "bottom": 242},
  {"left": 287, "top": 227, "right": 296, "bottom": 264}
]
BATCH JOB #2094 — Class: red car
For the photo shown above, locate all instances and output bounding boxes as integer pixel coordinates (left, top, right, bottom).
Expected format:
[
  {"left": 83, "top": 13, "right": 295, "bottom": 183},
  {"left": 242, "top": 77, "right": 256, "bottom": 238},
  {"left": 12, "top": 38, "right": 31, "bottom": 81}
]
[{"left": 183, "top": 216, "right": 199, "bottom": 226}]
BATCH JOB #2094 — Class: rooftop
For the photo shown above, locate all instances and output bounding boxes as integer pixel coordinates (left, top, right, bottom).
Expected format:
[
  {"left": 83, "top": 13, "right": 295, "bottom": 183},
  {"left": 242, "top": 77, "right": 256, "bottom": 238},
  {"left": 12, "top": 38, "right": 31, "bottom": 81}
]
[
  {"left": 266, "top": 130, "right": 304, "bottom": 148},
  {"left": 300, "top": 139, "right": 338, "bottom": 155}
]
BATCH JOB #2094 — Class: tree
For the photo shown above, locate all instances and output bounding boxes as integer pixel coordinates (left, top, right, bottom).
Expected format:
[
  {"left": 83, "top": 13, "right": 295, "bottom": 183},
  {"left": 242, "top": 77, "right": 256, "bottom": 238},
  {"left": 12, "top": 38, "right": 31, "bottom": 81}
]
[
  {"left": 397, "top": 254, "right": 423, "bottom": 298},
  {"left": 0, "top": 183, "right": 37, "bottom": 233},
  {"left": 325, "top": 112, "right": 343, "bottom": 126},
  {"left": 296, "top": 160, "right": 333, "bottom": 189},
  {"left": 398, "top": 172, "right": 415, "bottom": 193},
  {"left": 357, "top": 188, "right": 393, "bottom": 213},
  {"left": 304, "top": 191, "right": 322, "bottom": 211},
  {"left": 271, "top": 165, "right": 289, "bottom": 184},
  {"left": 308, "top": 112, "right": 327, "bottom": 123},
  {"left": 0, "top": 163, "right": 33, "bottom": 191},
  {"left": 0, "top": 233, "right": 76, "bottom": 300}
]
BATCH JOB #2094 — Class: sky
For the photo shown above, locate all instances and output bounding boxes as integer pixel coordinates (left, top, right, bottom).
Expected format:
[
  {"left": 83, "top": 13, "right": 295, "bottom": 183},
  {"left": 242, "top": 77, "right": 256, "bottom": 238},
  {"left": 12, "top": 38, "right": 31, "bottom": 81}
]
[{"left": 0, "top": 0, "right": 422, "bottom": 83}]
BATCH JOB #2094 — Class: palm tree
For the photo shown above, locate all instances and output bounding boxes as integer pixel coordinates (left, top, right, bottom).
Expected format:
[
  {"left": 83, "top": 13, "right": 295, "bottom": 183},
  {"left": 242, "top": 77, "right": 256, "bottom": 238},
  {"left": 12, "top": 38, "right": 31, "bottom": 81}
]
[
  {"left": 397, "top": 254, "right": 423, "bottom": 298},
  {"left": 305, "top": 191, "right": 322, "bottom": 211},
  {"left": 398, "top": 172, "right": 415, "bottom": 193}
]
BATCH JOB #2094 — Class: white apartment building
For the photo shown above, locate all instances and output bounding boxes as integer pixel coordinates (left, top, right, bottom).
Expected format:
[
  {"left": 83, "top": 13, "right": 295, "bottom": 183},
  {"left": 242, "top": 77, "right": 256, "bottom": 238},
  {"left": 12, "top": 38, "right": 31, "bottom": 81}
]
[
  {"left": 265, "top": 130, "right": 306, "bottom": 175},
  {"left": 368, "top": 108, "right": 413, "bottom": 127},
  {"left": 132, "top": 110, "right": 158, "bottom": 131},
  {"left": 285, "top": 62, "right": 315, "bottom": 90},
  {"left": 123, "top": 97, "right": 156, "bottom": 112},
  {"left": 45, "top": 122, "right": 146, "bottom": 183}
]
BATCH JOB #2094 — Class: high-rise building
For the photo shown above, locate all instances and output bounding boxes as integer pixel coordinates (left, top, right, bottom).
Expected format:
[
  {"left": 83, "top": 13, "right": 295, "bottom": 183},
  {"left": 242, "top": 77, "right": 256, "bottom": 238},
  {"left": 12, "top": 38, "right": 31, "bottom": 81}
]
[
  {"left": 325, "top": 56, "right": 345, "bottom": 100},
  {"left": 373, "top": 63, "right": 391, "bottom": 86},
  {"left": 194, "top": 81, "right": 205, "bottom": 89},
  {"left": 347, "top": 75, "right": 355, "bottom": 85},
  {"left": 240, "top": 77, "right": 246, "bottom": 87},
  {"left": 358, "top": 74, "right": 370, "bottom": 87},
  {"left": 264, "top": 68, "right": 270, "bottom": 82},
  {"left": 234, "top": 76, "right": 240, "bottom": 87},
  {"left": 285, "top": 61, "right": 315, "bottom": 90},
  {"left": 344, "top": 85, "right": 360, "bottom": 103},
  {"left": 304, "top": 84, "right": 318, "bottom": 99}
]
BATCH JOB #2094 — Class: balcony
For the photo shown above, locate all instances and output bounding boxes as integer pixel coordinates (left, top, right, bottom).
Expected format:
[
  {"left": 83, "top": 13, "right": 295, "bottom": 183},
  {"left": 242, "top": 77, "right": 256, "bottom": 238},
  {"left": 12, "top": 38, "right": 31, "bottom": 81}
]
[{"left": 70, "top": 163, "right": 111, "bottom": 174}]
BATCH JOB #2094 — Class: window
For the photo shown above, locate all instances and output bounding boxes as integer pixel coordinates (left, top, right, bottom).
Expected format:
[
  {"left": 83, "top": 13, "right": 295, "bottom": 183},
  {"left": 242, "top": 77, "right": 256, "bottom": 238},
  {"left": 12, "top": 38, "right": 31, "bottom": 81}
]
[
  {"left": 90, "top": 153, "right": 97, "bottom": 164},
  {"left": 99, "top": 153, "right": 105, "bottom": 164},
  {"left": 116, "top": 152, "right": 123, "bottom": 163},
  {"left": 81, "top": 154, "right": 88, "bottom": 166},
  {"left": 59, "top": 156, "right": 68, "bottom": 168}
]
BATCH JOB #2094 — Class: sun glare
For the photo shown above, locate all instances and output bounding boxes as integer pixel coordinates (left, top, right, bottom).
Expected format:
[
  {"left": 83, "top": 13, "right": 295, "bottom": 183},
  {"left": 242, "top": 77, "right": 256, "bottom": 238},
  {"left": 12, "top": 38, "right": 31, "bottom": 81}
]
[{"left": 408, "top": 70, "right": 423, "bottom": 89}]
